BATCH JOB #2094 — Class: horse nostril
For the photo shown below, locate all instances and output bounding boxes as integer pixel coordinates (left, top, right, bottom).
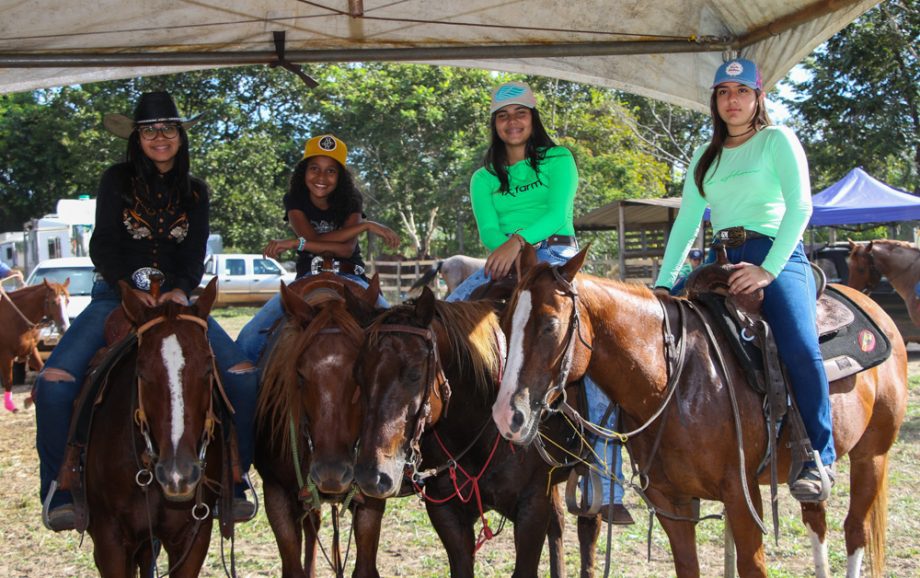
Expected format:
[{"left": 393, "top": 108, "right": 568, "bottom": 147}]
[
  {"left": 376, "top": 472, "right": 393, "bottom": 495},
  {"left": 510, "top": 409, "right": 525, "bottom": 433}
]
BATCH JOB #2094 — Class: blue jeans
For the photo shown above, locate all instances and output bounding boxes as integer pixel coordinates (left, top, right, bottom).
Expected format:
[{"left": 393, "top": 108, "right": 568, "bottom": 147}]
[
  {"left": 446, "top": 242, "right": 625, "bottom": 505},
  {"left": 236, "top": 273, "right": 389, "bottom": 365},
  {"left": 721, "top": 239, "right": 835, "bottom": 468},
  {"left": 34, "top": 280, "right": 258, "bottom": 508}
]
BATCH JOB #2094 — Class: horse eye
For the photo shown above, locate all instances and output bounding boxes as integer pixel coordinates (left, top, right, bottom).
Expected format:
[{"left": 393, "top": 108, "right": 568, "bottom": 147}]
[
  {"left": 540, "top": 317, "right": 560, "bottom": 336},
  {"left": 405, "top": 368, "right": 423, "bottom": 383}
]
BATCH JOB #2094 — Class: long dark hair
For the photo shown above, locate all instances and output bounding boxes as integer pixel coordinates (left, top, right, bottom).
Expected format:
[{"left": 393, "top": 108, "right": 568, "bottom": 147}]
[
  {"left": 694, "top": 89, "right": 771, "bottom": 196},
  {"left": 289, "top": 157, "right": 363, "bottom": 224},
  {"left": 125, "top": 127, "right": 196, "bottom": 209},
  {"left": 484, "top": 107, "right": 557, "bottom": 194}
]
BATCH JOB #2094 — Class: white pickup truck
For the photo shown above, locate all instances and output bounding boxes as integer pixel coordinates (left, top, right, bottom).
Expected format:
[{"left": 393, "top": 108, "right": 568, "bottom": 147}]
[{"left": 200, "top": 253, "right": 295, "bottom": 307}]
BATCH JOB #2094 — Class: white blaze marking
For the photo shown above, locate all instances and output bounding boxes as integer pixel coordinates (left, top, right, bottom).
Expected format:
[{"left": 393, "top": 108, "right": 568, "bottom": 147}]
[
  {"left": 161, "top": 335, "right": 186, "bottom": 451},
  {"left": 847, "top": 547, "right": 864, "bottom": 578},
  {"left": 494, "top": 290, "right": 532, "bottom": 434},
  {"left": 805, "top": 522, "right": 830, "bottom": 578},
  {"left": 57, "top": 299, "right": 70, "bottom": 331}
]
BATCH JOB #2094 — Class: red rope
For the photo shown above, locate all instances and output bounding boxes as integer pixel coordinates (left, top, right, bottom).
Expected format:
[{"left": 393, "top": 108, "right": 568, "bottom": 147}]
[{"left": 410, "top": 431, "right": 504, "bottom": 552}]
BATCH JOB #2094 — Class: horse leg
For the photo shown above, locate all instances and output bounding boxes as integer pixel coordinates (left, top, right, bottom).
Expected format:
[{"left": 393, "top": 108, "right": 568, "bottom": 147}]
[
  {"left": 90, "top": 523, "right": 133, "bottom": 577},
  {"left": 577, "top": 515, "right": 602, "bottom": 578},
  {"left": 722, "top": 487, "right": 767, "bottom": 578},
  {"left": 302, "top": 509, "right": 321, "bottom": 578},
  {"left": 511, "top": 489, "right": 555, "bottom": 578},
  {"left": 0, "top": 354, "right": 17, "bottom": 412},
  {"left": 546, "top": 485, "right": 567, "bottom": 578},
  {"left": 836, "top": 451, "right": 891, "bottom": 578},
  {"left": 425, "top": 502, "right": 476, "bottom": 578},
  {"left": 262, "top": 479, "right": 308, "bottom": 578},
  {"left": 646, "top": 487, "right": 701, "bottom": 578},
  {"left": 162, "top": 523, "right": 213, "bottom": 578},
  {"left": 351, "top": 498, "right": 385, "bottom": 578}
]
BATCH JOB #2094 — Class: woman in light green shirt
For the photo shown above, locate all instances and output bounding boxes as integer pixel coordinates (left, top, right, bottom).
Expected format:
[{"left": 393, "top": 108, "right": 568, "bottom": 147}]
[{"left": 654, "top": 58, "right": 835, "bottom": 503}]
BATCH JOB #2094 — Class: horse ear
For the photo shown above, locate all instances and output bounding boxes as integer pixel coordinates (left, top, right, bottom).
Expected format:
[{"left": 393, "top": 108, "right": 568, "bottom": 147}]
[
  {"left": 119, "top": 280, "right": 147, "bottom": 324},
  {"left": 867, "top": 240, "right": 874, "bottom": 252},
  {"left": 415, "top": 286, "right": 436, "bottom": 326},
  {"left": 280, "top": 281, "right": 315, "bottom": 322},
  {"left": 519, "top": 242, "right": 538, "bottom": 273},
  {"left": 193, "top": 277, "right": 218, "bottom": 319},
  {"left": 344, "top": 284, "right": 377, "bottom": 325},
  {"left": 559, "top": 243, "right": 590, "bottom": 283},
  {"left": 62, "top": 277, "right": 70, "bottom": 289}
]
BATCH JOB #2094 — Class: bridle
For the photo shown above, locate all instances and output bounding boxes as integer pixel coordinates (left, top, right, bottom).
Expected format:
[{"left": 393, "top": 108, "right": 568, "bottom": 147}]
[
  {"left": 370, "top": 323, "right": 451, "bottom": 480},
  {"left": 132, "top": 313, "right": 219, "bottom": 521},
  {"left": 533, "top": 266, "right": 594, "bottom": 413},
  {"left": 855, "top": 247, "right": 884, "bottom": 294},
  {"left": 0, "top": 283, "right": 68, "bottom": 330}
]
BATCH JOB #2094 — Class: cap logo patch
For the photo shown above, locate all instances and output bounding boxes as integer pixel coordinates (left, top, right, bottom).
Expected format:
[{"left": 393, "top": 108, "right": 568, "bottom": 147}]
[
  {"left": 725, "top": 61, "right": 744, "bottom": 77},
  {"left": 319, "top": 136, "right": 337, "bottom": 151},
  {"left": 495, "top": 85, "right": 526, "bottom": 102}
]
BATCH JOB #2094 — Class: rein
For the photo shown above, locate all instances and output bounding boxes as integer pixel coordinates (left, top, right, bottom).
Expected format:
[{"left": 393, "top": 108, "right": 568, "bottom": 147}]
[{"left": 0, "top": 284, "right": 60, "bottom": 329}]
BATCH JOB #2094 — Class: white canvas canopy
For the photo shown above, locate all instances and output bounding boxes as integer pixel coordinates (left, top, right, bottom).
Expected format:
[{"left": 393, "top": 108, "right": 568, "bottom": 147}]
[{"left": 0, "top": 0, "right": 880, "bottom": 110}]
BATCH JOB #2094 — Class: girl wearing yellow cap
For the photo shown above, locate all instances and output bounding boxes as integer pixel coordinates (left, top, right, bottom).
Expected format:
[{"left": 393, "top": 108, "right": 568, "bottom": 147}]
[{"left": 237, "top": 134, "right": 399, "bottom": 362}]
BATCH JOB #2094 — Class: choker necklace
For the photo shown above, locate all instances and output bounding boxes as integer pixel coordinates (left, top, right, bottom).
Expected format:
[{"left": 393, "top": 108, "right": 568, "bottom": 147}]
[{"left": 727, "top": 127, "right": 756, "bottom": 139}]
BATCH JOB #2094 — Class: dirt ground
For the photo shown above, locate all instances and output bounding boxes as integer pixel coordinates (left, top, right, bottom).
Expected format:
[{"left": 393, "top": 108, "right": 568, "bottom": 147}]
[{"left": 1, "top": 341, "right": 917, "bottom": 577}]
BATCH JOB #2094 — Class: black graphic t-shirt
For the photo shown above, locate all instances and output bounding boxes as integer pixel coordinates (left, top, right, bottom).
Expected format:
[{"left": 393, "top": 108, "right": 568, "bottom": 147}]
[{"left": 283, "top": 193, "right": 365, "bottom": 277}]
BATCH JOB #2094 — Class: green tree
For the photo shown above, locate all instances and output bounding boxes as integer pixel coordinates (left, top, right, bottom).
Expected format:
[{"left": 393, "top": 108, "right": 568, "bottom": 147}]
[{"left": 781, "top": 1, "right": 919, "bottom": 193}]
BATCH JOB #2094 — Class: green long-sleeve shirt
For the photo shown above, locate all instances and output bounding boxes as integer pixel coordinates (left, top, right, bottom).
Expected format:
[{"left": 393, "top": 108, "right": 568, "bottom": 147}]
[
  {"left": 470, "top": 146, "right": 577, "bottom": 250},
  {"left": 655, "top": 126, "right": 812, "bottom": 287}
]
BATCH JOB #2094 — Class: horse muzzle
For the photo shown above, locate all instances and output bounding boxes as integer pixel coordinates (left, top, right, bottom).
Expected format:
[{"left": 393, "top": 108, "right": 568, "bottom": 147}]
[
  {"left": 310, "top": 459, "right": 355, "bottom": 496},
  {"left": 492, "top": 390, "right": 540, "bottom": 445},
  {"left": 154, "top": 457, "right": 202, "bottom": 501},
  {"left": 354, "top": 460, "right": 404, "bottom": 499}
]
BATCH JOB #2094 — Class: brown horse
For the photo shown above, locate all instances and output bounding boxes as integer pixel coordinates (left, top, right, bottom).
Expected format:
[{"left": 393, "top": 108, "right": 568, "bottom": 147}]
[
  {"left": 0, "top": 280, "right": 69, "bottom": 412},
  {"left": 354, "top": 288, "right": 601, "bottom": 578},
  {"left": 847, "top": 239, "right": 920, "bottom": 326},
  {"left": 492, "top": 246, "right": 908, "bottom": 578},
  {"left": 82, "top": 278, "right": 229, "bottom": 577},
  {"left": 255, "top": 274, "right": 386, "bottom": 578}
]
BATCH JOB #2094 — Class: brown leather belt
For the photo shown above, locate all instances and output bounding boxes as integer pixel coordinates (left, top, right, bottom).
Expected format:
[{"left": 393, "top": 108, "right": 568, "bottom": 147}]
[
  {"left": 543, "top": 235, "right": 577, "bottom": 247},
  {"left": 711, "top": 227, "right": 772, "bottom": 248}
]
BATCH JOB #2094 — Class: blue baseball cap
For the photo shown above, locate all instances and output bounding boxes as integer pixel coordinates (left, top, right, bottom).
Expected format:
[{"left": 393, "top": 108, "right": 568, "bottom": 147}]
[
  {"left": 490, "top": 81, "right": 537, "bottom": 114},
  {"left": 712, "top": 58, "right": 762, "bottom": 90},
  {"left": 688, "top": 249, "right": 703, "bottom": 260}
]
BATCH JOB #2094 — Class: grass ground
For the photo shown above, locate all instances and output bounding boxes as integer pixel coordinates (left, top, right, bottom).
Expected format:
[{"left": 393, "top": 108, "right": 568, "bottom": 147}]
[{"left": 0, "top": 307, "right": 917, "bottom": 577}]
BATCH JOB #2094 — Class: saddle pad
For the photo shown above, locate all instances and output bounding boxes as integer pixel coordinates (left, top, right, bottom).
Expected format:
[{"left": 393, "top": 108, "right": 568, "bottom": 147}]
[
  {"left": 818, "top": 286, "right": 891, "bottom": 381},
  {"left": 694, "top": 286, "right": 891, "bottom": 389}
]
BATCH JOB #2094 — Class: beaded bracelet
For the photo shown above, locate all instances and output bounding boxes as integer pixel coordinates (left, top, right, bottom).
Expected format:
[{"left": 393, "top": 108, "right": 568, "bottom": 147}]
[{"left": 297, "top": 237, "right": 306, "bottom": 251}]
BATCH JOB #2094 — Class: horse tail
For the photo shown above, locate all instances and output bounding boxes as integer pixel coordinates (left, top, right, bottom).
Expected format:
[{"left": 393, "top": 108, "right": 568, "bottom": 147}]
[
  {"left": 866, "top": 453, "right": 889, "bottom": 578},
  {"left": 410, "top": 260, "right": 443, "bottom": 291}
]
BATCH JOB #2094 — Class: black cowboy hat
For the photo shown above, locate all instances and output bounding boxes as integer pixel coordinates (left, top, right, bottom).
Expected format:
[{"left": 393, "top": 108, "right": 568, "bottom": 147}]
[{"left": 103, "top": 91, "right": 203, "bottom": 139}]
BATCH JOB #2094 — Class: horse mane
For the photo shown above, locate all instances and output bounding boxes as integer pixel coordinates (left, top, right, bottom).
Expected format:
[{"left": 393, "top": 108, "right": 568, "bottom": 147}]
[
  {"left": 256, "top": 299, "right": 364, "bottom": 455},
  {"left": 367, "top": 299, "right": 501, "bottom": 403},
  {"left": 510, "top": 261, "right": 655, "bottom": 312},
  {"left": 873, "top": 239, "right": 918, "bottom": 253}
]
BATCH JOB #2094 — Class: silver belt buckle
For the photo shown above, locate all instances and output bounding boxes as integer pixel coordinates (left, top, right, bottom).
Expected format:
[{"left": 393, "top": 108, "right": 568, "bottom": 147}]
[
  {"left": 131, "top": 267, "right": 164, "bottom": 291},
  {"left": 310, "top": 256, "right": 338, "bottom": 275}
]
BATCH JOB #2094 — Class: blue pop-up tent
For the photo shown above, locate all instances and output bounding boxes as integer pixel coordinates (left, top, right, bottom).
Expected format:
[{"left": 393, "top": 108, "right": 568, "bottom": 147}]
[{"left": 809, "top": 168, "right": 920, "bottom": 226}]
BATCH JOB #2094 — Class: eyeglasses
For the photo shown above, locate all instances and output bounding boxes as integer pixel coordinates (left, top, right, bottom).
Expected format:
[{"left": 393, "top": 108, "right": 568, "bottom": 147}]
[{"left": 137, "top": 124, "right": 180, "bottom": 141}]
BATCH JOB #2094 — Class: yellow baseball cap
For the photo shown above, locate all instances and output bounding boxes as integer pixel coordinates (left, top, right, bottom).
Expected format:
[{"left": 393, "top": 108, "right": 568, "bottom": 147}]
[{"left": 303, "top": 134, "right": 347, "bottom": 166}]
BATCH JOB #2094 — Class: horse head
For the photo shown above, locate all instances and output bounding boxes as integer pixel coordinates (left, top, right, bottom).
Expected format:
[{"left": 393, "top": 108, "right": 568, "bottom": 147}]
[
  {"left": 492, "top": 244, "right": 594, "bottom": 445},
  {"left": 258, "top": 274, "right": 379, "bottom": 497},
  {"left": 847, "top": 239, "right": 882, "bottom": 293},
  {"left": 42, "top": 278, "right": 71, "bottom": 333},
  {"left": 354, "top": 287, "right": 452, "bottom": 498},
  {"left": 119, "top": 277, "right": 218, "bottom": 501}
]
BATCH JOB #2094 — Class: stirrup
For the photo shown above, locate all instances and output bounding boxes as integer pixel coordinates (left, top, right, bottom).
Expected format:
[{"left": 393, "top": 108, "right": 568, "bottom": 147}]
[
  {"left": 42, "top": 480, "right": 73, "bottom": 530},
  {"left": 789, "top": 451, "right": 834, "bottom": 503},
  {"left": 565, "top": 467, "right": 603, "bottom": 517},
  {"left": 236, "top": 472, "right": 259, "bottom": 522}
]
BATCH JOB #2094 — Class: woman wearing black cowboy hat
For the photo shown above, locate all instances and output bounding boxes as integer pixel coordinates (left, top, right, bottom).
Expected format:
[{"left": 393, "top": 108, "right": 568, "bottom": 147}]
[{"left": 34, "top": 91, "right": 258, "bottom": 531}]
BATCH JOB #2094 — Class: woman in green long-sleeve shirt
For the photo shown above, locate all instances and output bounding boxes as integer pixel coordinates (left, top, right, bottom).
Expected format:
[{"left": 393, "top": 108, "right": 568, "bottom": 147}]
[
  {"left": 654, "top": 58, "right": 835, "bottom": 503},
  {"left": 446, "top": 80, "right": 634, "bottom": 526}
]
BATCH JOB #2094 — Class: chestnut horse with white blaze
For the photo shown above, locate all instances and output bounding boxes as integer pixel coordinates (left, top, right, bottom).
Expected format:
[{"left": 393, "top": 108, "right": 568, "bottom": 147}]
[
  {"left": 847, "top": 239, "right": 920, "bottom": 326},
  {"left": 0, "top": 280, "right": 70, "bottom": 412},
  {"left": 493, "top": 245, "right": 907, "bottom": 578}
]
